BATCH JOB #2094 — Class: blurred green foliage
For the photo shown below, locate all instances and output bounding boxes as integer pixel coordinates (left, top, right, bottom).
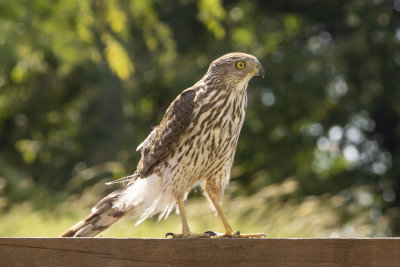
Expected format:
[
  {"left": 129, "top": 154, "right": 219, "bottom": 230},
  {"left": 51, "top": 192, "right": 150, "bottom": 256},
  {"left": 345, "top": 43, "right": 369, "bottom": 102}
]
[{"left": 1, "top": 0, "right": 400, "bottom": 236}]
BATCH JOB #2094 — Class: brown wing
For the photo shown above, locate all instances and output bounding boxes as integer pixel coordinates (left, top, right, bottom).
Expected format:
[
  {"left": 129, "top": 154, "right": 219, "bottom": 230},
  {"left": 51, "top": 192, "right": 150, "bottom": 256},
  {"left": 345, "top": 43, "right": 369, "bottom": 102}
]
[{"left": 136, "top": 88, "right": 197, "bottom": 176}]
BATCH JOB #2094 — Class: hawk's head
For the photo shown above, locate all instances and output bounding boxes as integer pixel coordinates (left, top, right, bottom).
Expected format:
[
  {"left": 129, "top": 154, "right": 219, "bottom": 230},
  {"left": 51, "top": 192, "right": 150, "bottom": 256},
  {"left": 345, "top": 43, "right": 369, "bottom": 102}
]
[{"left": 207, "top": 52, "right": 265, "bottom": 86}]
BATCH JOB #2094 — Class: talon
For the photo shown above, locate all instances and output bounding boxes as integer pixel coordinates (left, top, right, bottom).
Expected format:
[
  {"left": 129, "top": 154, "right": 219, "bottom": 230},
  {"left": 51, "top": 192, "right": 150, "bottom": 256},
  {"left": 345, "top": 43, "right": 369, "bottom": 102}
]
[
  {"left": 260, "top": 233, "right": 267, "bottom": 238},
  {"left": 165, "top": 232, "right": 175, "bottom": 238},
  {"left": 204, "top": 231, "right": 217, "bottom": 237}
]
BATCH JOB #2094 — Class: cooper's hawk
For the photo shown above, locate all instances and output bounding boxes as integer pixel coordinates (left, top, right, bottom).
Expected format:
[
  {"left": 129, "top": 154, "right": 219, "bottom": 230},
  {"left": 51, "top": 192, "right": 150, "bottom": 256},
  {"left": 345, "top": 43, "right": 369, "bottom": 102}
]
[{"left": 60, "top": 52, "right": 265, "bottom": 238}]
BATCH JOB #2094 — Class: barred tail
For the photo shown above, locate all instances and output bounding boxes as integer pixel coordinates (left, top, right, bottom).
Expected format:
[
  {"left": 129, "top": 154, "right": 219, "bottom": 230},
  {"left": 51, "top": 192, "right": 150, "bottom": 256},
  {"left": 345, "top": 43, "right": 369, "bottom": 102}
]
[
  {"left": 59, "top": 189, "right": 131, "bottom": 237},
  {"left": 60, "top": 173, "right": 174, "bottom": 237}
]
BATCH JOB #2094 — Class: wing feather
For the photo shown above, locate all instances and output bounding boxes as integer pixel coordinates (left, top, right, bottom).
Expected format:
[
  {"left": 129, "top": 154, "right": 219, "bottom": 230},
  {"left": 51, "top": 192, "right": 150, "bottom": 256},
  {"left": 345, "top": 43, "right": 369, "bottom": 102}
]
[{"left": 136, "top": 88, "right": 197, "bottom": 176}]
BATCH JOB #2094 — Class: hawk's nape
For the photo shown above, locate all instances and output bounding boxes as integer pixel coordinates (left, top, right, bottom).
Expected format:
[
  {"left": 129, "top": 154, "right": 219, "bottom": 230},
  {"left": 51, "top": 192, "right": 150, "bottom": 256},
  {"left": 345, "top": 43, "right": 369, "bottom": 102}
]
[{"left": 60, "top": 52, "right": 266, "bottom": 238}]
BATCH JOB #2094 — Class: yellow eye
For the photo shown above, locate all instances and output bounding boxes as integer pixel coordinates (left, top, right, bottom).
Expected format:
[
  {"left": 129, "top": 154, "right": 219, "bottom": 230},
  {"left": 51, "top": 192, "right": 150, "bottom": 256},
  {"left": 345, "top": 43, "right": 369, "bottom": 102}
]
[{"left": 236, "top": 61, "right": 245, "bottom": 69}]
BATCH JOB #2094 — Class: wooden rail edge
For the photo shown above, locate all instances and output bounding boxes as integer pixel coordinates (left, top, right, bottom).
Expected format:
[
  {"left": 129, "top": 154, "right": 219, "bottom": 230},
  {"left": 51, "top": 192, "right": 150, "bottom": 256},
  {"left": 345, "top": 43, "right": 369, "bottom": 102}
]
[{"left": 1, "top": 238, "right": 400, "bottom": 266}]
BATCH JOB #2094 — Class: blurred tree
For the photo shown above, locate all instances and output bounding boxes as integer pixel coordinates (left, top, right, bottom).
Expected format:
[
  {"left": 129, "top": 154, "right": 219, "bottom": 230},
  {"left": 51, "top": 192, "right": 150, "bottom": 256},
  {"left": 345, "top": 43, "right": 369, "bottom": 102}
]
[{"left": 0, "top": 0, "right": 399, "bottom": 234}]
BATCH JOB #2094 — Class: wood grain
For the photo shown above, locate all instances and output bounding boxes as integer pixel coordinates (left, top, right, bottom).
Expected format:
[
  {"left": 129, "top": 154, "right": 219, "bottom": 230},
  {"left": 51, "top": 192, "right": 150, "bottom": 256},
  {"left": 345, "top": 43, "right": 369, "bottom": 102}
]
[{"left": 1, "top": 238, "right": 399, "bottom": 266}]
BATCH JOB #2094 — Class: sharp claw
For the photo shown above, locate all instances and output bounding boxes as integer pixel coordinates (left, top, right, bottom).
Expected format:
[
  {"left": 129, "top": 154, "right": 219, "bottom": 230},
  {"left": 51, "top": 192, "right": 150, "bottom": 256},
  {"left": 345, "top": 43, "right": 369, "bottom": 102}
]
[
  {"left": 204, "top": 231, "right": 217, "bottom": 237},
  {"left": 260, "top": 233, "right": 267, "bottom": 238},
  {"left": 165, "top": 232, "right": 174, "bottom": 238}
]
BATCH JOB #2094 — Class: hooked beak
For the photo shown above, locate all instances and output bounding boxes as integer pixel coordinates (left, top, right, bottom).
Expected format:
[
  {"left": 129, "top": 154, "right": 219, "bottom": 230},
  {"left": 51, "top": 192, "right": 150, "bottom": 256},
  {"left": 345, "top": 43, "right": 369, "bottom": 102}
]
[{"left": 255, "top": 63, "right": 265, "bottom": 78}]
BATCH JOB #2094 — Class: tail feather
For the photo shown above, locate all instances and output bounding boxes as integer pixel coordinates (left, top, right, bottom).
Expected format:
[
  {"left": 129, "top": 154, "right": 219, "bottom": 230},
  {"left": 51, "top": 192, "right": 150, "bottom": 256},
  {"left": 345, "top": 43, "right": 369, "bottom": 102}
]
[
  {"left": 59, "top": 189, "right": 131, "bottom": 237},
  {"left": 60, "top": 173, "right": 174, "bottom": 237},
  {"left": 105, "top": 173, "right": 139, "bottom": 186}
]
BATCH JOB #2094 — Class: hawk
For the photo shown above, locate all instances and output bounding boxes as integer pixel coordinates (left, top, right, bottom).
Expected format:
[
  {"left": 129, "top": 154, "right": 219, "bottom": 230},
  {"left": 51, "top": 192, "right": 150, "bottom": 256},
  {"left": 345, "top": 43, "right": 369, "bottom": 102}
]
[{"left": 60, "top": 52, "right": 265, "bottom": 238}]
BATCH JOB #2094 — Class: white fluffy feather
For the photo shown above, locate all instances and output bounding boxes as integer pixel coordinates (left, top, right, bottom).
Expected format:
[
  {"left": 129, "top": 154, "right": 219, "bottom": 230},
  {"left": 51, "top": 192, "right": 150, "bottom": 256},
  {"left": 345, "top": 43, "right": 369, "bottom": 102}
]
[{"left": 113, "top": 173, "right": 176, "bottom": 225}]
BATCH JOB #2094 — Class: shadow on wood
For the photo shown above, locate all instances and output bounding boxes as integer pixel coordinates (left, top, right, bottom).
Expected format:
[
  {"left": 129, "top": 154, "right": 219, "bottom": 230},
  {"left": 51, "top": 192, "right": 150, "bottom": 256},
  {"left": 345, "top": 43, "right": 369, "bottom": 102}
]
[{"left": 1, "top": 238, "right": 400, "bottom": 266}]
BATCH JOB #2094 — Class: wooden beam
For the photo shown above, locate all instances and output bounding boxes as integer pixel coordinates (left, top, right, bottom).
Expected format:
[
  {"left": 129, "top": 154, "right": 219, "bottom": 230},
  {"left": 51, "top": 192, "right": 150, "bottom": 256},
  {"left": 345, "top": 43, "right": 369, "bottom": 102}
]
[{"left": 1, "top": 238, "right": 399, "bottom": 266}]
